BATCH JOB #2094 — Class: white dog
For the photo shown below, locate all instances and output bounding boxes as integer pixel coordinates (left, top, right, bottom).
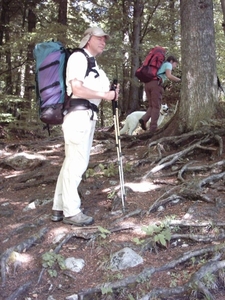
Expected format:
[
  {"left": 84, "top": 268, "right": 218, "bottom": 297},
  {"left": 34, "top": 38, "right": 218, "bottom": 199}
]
[{"left": 120, "top": 104, "right": 169, "bottom": 135}]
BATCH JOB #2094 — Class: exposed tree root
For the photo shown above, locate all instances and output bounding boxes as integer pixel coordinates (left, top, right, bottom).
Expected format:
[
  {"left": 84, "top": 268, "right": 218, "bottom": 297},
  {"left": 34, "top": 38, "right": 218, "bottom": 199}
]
[
  {"left": 111, "top": 209, "right": 142, "bottom": 225},
  {"left": 0, "top": 227, "right": 48, "bottom": 286},
  {"left": 149, "top": 130, "right": 206, "bottom": 147},
  {"left": 148, "top": 194, "right": 185, "bottom": 213},
  {"left": 171, "top": 231, "right": 225, "bottom": 243},
  {"left": 37, "top": 222, "right": 141, "bottom": 285},
  {"left": 5, "top": 281, "right": 32, "bottom": 300},
  {"left": 198, "top": 171, "right": 225, "bottom": 188},
  {"left": 178, "top": 159, "right": 225, "bottom": 182},
  {"left": 75, "top": 243, "right": 225, "bottom": 299},
  {"left": 148, "top": 188, "right": 214, "bottom": 213},
  {"left": 37, "top": 229, "right": 95, "bottom": 285},
  {"left": 158, "top": 128, "right": 223, "bottom": 149},
  {"left": 139, "top": 258, "right": 225, "bottom": 300},
  {"left": 143, "top": 137, "right": 212, "bottom": 179},
  {"left": 3, "top": 128, "right": 225, "bottom": 299},
  {"left": 169, "top": 219, "right": 225, "bottom": 227},
  {"left": 147, "top": 157, "right": 225, "bottom": 212},
  {"left": 141, "top": 127, "right": 225, "bottom": 181}
]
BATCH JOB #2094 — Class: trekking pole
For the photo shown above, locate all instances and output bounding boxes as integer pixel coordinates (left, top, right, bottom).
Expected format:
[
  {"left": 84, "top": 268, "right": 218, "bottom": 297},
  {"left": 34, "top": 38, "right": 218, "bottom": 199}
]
[{"left": 110, "top": 79, "right": 126, "bottom": 212}]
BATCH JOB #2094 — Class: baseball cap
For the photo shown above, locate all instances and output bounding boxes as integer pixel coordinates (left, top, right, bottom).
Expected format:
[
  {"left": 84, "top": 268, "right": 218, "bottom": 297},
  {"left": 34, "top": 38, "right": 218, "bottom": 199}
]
[{"left": 79, "top": 27, "right": 110, "bottom": 48}]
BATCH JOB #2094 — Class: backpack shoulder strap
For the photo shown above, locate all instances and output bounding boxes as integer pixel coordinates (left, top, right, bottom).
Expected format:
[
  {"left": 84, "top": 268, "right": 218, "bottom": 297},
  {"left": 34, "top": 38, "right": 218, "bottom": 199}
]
[{"left": 70, "top": 48, "right": 99, "bottom": 78}]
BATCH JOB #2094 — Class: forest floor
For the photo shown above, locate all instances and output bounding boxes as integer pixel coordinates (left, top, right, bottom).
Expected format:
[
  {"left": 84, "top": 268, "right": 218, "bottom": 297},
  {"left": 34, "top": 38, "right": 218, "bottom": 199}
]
[{"left": 1, "top": 119, "right": 225, "bottom": 300}]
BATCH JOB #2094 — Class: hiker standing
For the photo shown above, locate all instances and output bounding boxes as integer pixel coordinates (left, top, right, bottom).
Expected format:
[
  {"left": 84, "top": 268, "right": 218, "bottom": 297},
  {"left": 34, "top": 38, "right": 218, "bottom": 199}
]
[
  {"left": 51, "top": 27, "right": 119, "bottom": 226},
  {"left": 139, "top": 56, "right": 181, "bottom": 133}
]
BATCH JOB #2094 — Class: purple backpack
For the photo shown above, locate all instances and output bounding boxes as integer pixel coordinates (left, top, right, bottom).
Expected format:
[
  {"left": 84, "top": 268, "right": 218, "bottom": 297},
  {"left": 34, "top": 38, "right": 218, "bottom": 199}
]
[{"left": 33, "top": 41, "right": 92, "bottom": 132}]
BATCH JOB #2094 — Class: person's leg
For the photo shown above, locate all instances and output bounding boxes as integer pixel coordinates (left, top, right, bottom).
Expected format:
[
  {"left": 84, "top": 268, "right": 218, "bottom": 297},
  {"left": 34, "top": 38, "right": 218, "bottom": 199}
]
[
  {"left": 139, "top": 81, "right": 156, "bottom": 130},
  {"left": 52, "top": 110, "right": 95, "bottom": 224},
  {"left": 52, "top": 134, "right": 67, "bottom": 221},
  {"left": 62, "top": 110, "right": 95, "bottom": 216},
  {"left": 141, "top": 81, "right": 153, "bottom": 122},
  {"left": 149, "top": 84, "right": 163, "bottom": 132}
]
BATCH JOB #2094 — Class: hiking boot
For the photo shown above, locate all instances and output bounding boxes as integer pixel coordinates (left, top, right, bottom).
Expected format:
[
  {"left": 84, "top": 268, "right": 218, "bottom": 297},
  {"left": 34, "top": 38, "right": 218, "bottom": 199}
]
[
  {"left": 63, "top": 212, "right": 94, "bottom": 226},
  {"left": 51, "top": 210, "right": 63, "bottom": 222},
  {"left": 139, "top": 118, "right": 147, "bottom": 130}
]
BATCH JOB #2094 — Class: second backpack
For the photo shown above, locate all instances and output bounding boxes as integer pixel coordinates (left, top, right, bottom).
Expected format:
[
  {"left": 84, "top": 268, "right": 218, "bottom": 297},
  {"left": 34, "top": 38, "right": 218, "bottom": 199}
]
[{"left": 135, "top": 46, "right": 166, "bottom": 83}]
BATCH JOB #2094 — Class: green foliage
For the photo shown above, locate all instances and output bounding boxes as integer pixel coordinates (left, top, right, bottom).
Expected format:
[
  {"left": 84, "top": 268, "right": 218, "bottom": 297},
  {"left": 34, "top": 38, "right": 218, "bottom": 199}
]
[
  {"left": 169, "top": 270, "right": 191, "bottom": 288},
  {"left": 153, "top": 227, "right": 171, "bottom": 247},
  {"left": 142, "top": 223, "right": 171, "bottom": 247},
  {"left": 107, "top": 189, "right": 116, "bottom": 199},
  {"left": 191, "top": 256, "right": 196, "bottom": 266},
  {"left": 133, "top": 237, "right": 145, "bottom": 245},
  {"left": 169, "top": 272, "right": 179, "bottom": 287},
  {"left": 97, "top": 226, "right": 111, "bottom": 239},
  {"left": 124, "top": 162, "right": 133, "bottom": 173},
  {"left": 203, "top": 272, "right": 218, "bottom": 290},
  {"left": 104, "top": 163, "right": 117, "bottom": 177},
  {"left": 85, "top": 168, "right": 95, "bottom": 178},
  {"left": 86, "top": 161, "right": 132, "bottom": 179},
  {"left": 85, "top": 163, "right": 116, "bottom": 178},
  {"left": 101, "top": 286, "right": 113, "bottom": 295},
  {"left": 41, "top": 251, "right": 66, "bottom": 277},
  {"left": 133, "top": 222, "right": 172, "bottom": 248},
  {"left": 0, "top": 95, "right": 23, "bottom": 123}
]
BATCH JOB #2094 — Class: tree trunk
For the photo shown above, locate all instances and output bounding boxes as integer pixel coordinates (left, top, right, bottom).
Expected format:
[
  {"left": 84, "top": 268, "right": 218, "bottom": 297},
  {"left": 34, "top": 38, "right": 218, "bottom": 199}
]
[
  {"left": 161, "top": 0, "right": 217, "bottom": 137},
  {"left": 179, "top": 0, "right": 217, "bottom": 132},
  {"left": 58, "top": 0, "right": 67, "bottom": 25},
  {"left": 220, "top": 0, "right": 225, "bottom": 33},
  {"left": 169, "top": 0, "right": 177, "bottom": 42},
  {"left": 3, "top": 1, "right": 12, "bottom": 94},
  {"left": 23, "top": 7, "right": 36, "bottom": 108},
  {"left": 127, "top": 0, "right": 144, "bottom": 114},
  {"left": 120, "top": 0, "right": 131, "bottom": 115}
]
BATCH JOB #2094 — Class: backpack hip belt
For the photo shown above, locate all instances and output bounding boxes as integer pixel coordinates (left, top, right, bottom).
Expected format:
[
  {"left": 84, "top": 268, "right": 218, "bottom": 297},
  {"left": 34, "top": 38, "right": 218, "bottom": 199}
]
[{"left": 68, "top": 98, "right": 99, "bottom": 120}]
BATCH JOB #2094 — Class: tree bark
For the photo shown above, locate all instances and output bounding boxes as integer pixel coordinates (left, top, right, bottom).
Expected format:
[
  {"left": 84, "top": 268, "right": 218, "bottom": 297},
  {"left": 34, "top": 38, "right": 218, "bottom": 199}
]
[
  {"left": 58, "top": 0, "right": 67, "bottom": 25},
  {"left": 157, "top": 0, "right": 218, "bottom": 138},
  {"left": 179, "top": 0, "right": 217, "bottom": 132},
  {"left": 23, "top": 7, "right": 36, "bottom": 108},
  {"left": 220, "top": 0, "right": 225, "bottom": 33},
  {"left": 128, "top": 0, "right": 144, "bottom": 114}
]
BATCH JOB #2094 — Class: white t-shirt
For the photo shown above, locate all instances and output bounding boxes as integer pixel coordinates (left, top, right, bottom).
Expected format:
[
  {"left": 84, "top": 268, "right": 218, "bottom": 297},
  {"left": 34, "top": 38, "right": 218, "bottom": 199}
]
[{"left": 66, "top": 49, "right": 110, "bottom": 107}]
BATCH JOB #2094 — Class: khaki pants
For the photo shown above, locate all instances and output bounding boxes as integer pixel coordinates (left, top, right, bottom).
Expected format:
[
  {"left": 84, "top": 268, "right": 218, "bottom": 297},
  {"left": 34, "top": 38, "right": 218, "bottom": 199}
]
[
  {"left": 142, "top": 80, "right": 164, "bottom": 132},
  {"left": 52, "top": 110, "right": 96, "bottom": 217}
]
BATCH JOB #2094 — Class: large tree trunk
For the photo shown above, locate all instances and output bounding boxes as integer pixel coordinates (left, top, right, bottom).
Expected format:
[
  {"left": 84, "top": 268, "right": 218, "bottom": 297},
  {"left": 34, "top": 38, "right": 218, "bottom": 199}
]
[
  {"left": 220, "top": 0, "right": 225, "bottom": 34},
  {"left": 179, "top": 0, "right": 217, "bottom": 132},
  {"left": 161, "top": 0, "right": 218, "bottom": 137}
]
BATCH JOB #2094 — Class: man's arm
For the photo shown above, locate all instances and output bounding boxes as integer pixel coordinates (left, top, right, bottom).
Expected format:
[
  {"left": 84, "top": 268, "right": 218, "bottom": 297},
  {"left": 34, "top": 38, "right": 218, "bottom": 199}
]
[
  {"left": 165, "top": 69, "right": 181, "bottom": 83},
  {"left": 70, "top": 79, "right": 119, "bottom": 101}
]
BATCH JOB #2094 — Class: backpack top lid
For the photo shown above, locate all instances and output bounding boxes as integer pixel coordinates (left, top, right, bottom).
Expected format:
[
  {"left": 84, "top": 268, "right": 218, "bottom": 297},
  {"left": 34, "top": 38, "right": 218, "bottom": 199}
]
[
  {"left": 143, "top": 46, "right": 166, "bottom": 67},
  {"left": 135, "top": 46, "right": 166, "bottom": 83},
  {"left": 33, "top": 41, "right": 64, "bottom": 71}
]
